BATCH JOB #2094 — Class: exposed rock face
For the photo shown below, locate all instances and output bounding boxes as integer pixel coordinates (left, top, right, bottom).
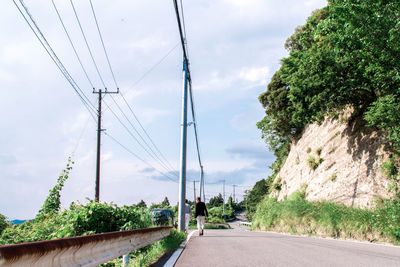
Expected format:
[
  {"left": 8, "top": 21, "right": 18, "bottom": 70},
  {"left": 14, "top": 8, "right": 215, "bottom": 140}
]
[{"left": 272, "top": 115, "right": 392, "bottom": 208}]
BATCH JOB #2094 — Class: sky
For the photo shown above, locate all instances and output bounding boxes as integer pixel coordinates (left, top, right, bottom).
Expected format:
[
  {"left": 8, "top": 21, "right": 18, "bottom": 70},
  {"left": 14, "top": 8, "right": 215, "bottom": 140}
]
[{"left": 0, "top": 0, "right": 327, "bottom": 219}]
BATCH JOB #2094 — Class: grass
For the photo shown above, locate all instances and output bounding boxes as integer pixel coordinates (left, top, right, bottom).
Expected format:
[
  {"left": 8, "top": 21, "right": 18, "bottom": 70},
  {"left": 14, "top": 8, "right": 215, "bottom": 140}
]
[
  {"left": 102, "top": 229, "right": 186, "bottom": 267},
  {"left": 252, "top": 194, "right": 400, "bottom": 245},
  {"left": 273, "top": 177, "right": 282, "bottom": 191},
  {"left": 329, "top": 172, "right": 338, "bottom": 182},
  {"left": 307, "top": 156, "right": 323, "bottom": 170},
  {"left": 189, "top": 223, "right": 230, "bottom": 230}
]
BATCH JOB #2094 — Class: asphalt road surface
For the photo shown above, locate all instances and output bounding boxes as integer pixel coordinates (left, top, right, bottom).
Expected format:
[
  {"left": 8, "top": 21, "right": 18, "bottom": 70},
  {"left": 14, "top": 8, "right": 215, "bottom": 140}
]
[{"left": 174, "top": 220, "right": 400, "bottom": 267}]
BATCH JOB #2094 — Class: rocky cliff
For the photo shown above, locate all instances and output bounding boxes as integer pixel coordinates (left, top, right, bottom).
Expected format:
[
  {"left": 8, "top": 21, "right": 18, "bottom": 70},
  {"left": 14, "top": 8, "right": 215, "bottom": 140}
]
[{"left": 271, "top": 114, "right": 393, "bottom": 208}]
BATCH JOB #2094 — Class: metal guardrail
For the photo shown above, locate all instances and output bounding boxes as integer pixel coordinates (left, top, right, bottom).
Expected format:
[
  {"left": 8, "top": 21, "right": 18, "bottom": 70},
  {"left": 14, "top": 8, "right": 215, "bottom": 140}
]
[
  {"left": 0, "top": 226, "right": 172, "bottom": 267},
  {"left": 239, "top": 222, "right": 252, "bottom": 227}
]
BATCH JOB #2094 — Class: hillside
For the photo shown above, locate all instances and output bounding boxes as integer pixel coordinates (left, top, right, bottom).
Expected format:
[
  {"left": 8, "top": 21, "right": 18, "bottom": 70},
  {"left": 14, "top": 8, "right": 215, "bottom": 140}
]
[
  {"left": 270, "top": 113, "right": 392, "bottom": 208},
  {"left": 254, "top": 0, "right": 400, "bottom": 207}
]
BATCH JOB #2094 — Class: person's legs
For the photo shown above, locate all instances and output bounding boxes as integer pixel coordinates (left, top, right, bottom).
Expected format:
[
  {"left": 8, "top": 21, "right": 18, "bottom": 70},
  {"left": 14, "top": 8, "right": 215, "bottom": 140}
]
[
  {"left": 200, "top": 216, "right": 205, "bottom": 235},
  {"left": 185, "top": 214, "right": 190, "bottom": 232},
  {"left": 196, "top": 216, "right": 203, "bottom": 235}
]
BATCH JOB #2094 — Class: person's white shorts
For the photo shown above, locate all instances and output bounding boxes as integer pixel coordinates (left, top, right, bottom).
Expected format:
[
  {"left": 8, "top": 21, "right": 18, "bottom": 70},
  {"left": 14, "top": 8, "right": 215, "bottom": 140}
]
[
  {"left": 196, "top": 215, "right": 205, "bottom": 231},
  {"left": 185, "top": 214, "right": 190, "bottom": 231}
]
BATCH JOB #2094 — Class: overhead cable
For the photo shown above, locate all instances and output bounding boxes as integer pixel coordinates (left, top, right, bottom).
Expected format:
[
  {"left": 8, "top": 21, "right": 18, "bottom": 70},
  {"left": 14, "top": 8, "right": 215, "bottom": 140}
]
[
  {"left": 12, "top": 0, "right": 97, "bottom": 122},
  {"left": 119, "top": 91, "right": 177, "bottom": 171},
  {"left": 51, "top": 0, "right": 95, "bottom": 89},
  {"left": 108, "top": 94, "right": 177, "bottom": 174},
  {"left": 172, "top": 0, "right": 190, "bottom": 74},
  {"left": 104, "top": 132, "right": 178, "bottom": 183},
  {"left": 88, "top": 0, "right": 119, "bottom": 89},
  {"left": 70, "top": 0, "right": 107, "bottom": 89},
  {"left": 103, "top": 99, "right": 179, "bottom": 177}
]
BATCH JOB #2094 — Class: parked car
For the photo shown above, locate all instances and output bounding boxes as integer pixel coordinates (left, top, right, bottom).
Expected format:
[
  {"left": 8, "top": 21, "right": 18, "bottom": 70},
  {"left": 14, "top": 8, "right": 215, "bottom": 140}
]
[{"left": 149, "top": 209, "right": 175, "bottom": 226}]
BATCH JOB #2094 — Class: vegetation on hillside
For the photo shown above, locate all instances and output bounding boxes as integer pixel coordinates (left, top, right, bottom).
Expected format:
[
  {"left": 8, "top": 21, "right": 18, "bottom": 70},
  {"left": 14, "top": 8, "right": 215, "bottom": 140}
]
[
  {"left": 243, "top": 179, "right": 270, "bottom": 220},
  {"left": 0, "top": 214, "right": 8, "bottom": 236},
  {"left": 249, "top": 0, "right": 400, "bottom": 243},
  {"left": 257, "top": 0, "right": 400, "bottom": 191},
  {"left": 252, "top": 191, "right": 400, "bottom": 245}
]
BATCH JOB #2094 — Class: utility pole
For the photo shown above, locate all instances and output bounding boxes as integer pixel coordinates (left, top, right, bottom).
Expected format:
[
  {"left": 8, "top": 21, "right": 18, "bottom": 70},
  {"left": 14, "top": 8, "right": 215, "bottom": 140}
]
[
  {"left": 178, "top": 59, "right": 189, "bottom": 232},
  {"left": 93, "top": 88, "right": 118, "bottom": 202},
  {"left": 232, "top": 185, "right": 237, "bottom": 204},
  {"left": 222, "top": 179, "right": 225, "bottom": 216},
  {"left": 199, "top": 166, "right": 204, "bottom": 201},
  {"left": 193, "top": 180, "right": 196, "bottom": 203}
]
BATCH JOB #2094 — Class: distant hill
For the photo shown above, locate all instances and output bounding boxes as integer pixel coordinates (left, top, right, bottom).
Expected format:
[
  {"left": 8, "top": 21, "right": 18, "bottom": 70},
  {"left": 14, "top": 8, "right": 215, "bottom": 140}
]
[{"left": 10, "top": 220, "right": 26, "bottom": 225}]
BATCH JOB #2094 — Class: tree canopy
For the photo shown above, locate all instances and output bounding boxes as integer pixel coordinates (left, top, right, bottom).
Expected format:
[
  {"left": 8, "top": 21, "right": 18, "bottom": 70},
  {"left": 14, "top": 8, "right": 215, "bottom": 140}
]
[
  {"left": 208, "top": 194, "right": 224, "bottom": 208},
  {"left": 258, "top": 0, "right": 400, "bottom": 156}
]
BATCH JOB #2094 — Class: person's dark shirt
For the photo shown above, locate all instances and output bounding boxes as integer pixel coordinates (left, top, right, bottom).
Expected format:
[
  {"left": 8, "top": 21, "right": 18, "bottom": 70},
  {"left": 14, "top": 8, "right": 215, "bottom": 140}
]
[{"left": 195, "top": 201, "right": 208, "bottom": 218}]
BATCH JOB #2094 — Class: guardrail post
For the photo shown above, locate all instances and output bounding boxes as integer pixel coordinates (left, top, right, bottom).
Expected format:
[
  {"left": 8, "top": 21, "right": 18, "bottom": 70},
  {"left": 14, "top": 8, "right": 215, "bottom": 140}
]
[{"left": 122, "top": 254, "right": 130, "bottom": 266}]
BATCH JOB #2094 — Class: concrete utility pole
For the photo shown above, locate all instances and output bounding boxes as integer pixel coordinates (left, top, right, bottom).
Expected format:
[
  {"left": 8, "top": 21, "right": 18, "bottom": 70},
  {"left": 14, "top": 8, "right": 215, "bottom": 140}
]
[
  {"left": 222, "top": 179, "right": 225, "bottom": 216},
  {"left": 193, "top": 180, "right": 196, "bottom": 203},
  {"left": 232, "top": 185, "right": 237, "bottom": 204},
  {"left": 178, "top": 59, "right": 189, "bottom": 232},
  {"left": 199, "top": 166, "right": 204, "bottom": 201},
  {"left": 93, "top": 88, "right": 118, "bottom": 202}
]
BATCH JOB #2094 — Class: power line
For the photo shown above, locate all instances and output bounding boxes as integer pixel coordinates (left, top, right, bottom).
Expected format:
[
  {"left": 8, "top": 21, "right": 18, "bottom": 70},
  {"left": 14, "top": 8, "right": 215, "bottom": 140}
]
[
  {"left": 103, "top": 99, "right": 179, "bottom": 177},
  {"left": 89, "top": 0, "right": 118, "bottom": 89},
  {"left": 51, "top": 0, "right": 95, "bottom": 90},
  {"left": 179, "top": 0, "right": 190, "bottom": 59},
  {"left": 172, "top": 0, "right": 190, "bottom": 74},
  {"left": 104, "top": 132, "right": 178, "bottom": 183},
  {"left": 12, "top": 0, "right": 97, "bottom": 122},
  {"left": 69, "top": 0, "right": 107, "bottom": 89},
  {"left": 188, "top": 83, "right": 202, "bottom": 166},
  {"left": 119, "top": 91, "right": 177, "bottom": 171},
  {"left": 108, "top": 94, "right": 177, "bottom": 174},
  {"left": 123, "top": 42, "right": 179, "bottom": 94},
  {"left": 56, "top": 0, "right": 180, "bottom": 189},
  {"left": 99, "top": 43, "right": 180, "bottom": 174},
  {"left": 72, "top": 116, "right": 90, "bottom": 154}
]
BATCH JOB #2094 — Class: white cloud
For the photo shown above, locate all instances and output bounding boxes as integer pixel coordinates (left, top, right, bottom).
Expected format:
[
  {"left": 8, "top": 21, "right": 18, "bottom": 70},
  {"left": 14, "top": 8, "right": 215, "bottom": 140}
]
[{"left": 239, "top": 66, "right": 269, "bottom": 85}]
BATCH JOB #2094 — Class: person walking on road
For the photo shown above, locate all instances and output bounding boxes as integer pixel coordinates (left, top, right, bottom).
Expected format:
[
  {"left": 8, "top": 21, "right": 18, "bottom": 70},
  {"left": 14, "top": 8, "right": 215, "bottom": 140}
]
[
  {"left": 195, "top": 197, "right": 208, "bottom": 236},
  {"left": 185, "top": 199, "right": 192, "bottom": 232}
]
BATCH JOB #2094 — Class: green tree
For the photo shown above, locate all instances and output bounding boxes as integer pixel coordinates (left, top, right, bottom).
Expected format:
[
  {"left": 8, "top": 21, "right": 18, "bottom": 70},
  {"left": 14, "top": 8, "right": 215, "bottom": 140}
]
[
  {"left": 161, "top": 197, "right": 170, "bottom": 207},
  {"left": 227, "top": 196, "right": 233, "bottom": 208},
  {"left": 136, "top": 200, "right": 147, "bottom": 209},
  {"left": 208, "top": 194, "right": 223, "bottom": 208},
  {"left": 244, "top": 179, "right": 270, "bottom": 220},
  {"left": 0, "top": 214, "right": 7, "bottom": 235},
  {"left": 258, "top": 0, "right": 400, "bottom": 188},
  {"left": 365, "top": 94, "right": 400, "bottom": 149}
]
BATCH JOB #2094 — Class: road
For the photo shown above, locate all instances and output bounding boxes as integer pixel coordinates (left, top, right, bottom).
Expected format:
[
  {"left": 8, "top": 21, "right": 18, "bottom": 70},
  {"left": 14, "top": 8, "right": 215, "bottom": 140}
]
[{"left": 174, "top": 219, "right": 400, "bottom": 267}]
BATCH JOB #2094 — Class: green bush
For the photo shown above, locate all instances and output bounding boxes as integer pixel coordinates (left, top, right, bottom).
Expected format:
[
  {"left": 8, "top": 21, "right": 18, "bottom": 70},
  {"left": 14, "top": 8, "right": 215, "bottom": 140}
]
[
  {"left": 307, "top": 156, "right": 323, "bottom": 170},
  {"left": 0, "top": 202, "right": 152, "bottom": 245},
  {"left": 0, "top": 214, "right": 8, "bottom": 235},
  {"left": 207, "top": 206, "right": 235, "bottom": 222}
]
